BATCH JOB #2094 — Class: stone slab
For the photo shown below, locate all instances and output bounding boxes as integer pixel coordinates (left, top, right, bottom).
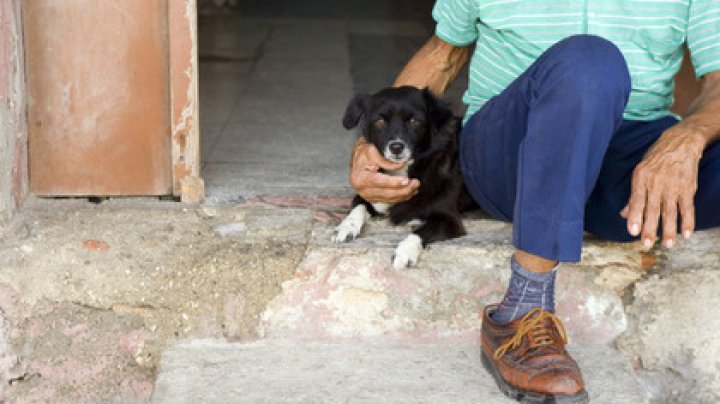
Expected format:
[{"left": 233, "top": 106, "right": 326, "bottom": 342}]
[
  {"left": 258, "top": 244, "right": 630, "bottom": 347},
  {"left": 618, "top": 268, "right": 720, "bottom": 402},
  {"left": 152, "top": 339, "right": 644, "bottom": 404}
]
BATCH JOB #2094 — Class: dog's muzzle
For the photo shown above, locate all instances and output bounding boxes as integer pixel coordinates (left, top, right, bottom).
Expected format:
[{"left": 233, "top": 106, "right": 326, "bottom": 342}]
[{"left": 384, "top": 140, "right": 411, "bottom": 163}]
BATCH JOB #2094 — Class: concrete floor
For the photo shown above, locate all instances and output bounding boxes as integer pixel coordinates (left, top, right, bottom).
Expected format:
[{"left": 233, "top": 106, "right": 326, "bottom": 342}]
[{"left": 198, "top": 0, "right": 466, "bottom": 203}]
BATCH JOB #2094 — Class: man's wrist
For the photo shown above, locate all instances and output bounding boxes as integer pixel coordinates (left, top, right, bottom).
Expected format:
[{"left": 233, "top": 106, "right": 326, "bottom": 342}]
[{"left": 672, "top": 117, "right": 716, "bottom": 154}]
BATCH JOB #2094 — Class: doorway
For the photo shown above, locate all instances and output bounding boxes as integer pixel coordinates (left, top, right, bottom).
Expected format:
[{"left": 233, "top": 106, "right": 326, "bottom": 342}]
[{"left": 197, "top": 0, "right": 467, "bottom": 203}]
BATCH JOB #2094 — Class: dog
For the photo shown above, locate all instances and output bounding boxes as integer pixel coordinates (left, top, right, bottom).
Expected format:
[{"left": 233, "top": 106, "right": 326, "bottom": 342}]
[{"left": 333, "top": 86, "right": 477, "bottom": 269}]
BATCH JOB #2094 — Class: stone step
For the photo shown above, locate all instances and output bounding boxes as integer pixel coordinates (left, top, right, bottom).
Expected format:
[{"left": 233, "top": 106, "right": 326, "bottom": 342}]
[
  {"left": 152, "top": 339, "right": 645, "bottom": 403},
  {"left": 258, "top": 214, "right": 640, "bottom": 346},
  {"left": 198, "top": 205, "right": 641, "bottom": 348}
]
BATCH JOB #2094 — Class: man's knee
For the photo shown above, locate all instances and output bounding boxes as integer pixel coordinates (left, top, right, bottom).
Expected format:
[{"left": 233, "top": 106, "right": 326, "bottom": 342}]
[{"left": 543, "top": 35, "right": 631, "bottom": 101}]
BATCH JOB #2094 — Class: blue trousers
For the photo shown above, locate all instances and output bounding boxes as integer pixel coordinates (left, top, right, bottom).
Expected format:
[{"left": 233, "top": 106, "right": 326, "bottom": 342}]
[{"left": 460, "top": 35, "right": 720, "bottom": 262}]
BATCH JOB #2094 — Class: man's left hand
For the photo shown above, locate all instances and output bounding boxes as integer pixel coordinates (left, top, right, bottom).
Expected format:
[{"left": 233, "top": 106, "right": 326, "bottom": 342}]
[{"left": 621, "top": 123, "right": 707, "bottom": 249}]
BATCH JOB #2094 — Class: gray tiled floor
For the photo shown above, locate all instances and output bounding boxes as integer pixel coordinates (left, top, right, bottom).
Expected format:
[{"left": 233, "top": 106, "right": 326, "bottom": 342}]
[{"left": 199, "top": 1, "right": 467, "bottom": 203}]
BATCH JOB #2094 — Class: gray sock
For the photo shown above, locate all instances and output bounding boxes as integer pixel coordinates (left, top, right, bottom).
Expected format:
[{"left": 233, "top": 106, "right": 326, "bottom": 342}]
[{"left": 491, "top": 256, "right": 557, "bottom": 324}]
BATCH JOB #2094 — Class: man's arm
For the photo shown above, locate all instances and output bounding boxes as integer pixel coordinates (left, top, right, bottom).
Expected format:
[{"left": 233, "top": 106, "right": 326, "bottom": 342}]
[
  {"left": 622, "top": 70, "right": 720, "bottom": 248},
  {"left": 350, "top": 35, "right": 470, "bottom": 203},
  {"left": 684, "top": 70, "right": 720, "bottom": 144},
  {"left": 394, "top": 35, "right": 471, "bottom": 93}
]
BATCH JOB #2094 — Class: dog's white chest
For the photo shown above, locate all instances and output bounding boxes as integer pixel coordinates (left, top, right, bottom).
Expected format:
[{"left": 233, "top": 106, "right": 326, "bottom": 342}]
[
  {"left": 371, "top": 202, "right": 391, "bottom": 215},
  {"left": 371, "top": 164, "right": 411, "bottom": 215}
]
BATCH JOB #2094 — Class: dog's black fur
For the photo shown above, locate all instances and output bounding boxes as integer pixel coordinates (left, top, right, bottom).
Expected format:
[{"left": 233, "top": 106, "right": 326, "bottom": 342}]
[{"left": 342, "top": 86, "right": 477, "bottom": 253}]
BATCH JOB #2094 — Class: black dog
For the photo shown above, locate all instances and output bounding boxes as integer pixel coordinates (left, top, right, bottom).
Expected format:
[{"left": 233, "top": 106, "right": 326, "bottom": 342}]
[{"left": 333, "top": 86, "right": 477, "bottom": 269}]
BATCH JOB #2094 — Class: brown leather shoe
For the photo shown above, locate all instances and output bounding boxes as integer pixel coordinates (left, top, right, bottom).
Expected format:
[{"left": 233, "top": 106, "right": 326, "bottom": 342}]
[{"left": 481, "top": 305, "right": 588, "bottom": 403}]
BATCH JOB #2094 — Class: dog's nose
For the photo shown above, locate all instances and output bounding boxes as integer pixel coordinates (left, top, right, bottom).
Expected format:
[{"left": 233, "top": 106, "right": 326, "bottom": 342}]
[{"left": 389, "top": 141, "right": 405, "bottom": 155}]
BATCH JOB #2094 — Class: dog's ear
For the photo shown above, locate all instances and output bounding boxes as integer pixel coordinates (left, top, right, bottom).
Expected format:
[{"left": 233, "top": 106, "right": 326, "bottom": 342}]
[
  {"left": 422, "top": 88, "right": 454, "bottom": 131},
  {"left": 342, "top": 93, "right": 369, "bottom": 129}
]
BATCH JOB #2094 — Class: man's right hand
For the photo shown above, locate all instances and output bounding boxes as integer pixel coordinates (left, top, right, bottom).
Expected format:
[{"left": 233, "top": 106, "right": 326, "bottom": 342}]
[{"left": 349, "top": 137, "right": 420, "bottom": 203}]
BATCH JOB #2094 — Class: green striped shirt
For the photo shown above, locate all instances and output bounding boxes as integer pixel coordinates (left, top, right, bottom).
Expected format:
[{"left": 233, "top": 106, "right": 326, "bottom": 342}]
[{"left": 433, "top": 0, "right": 720, "bottom": 122}]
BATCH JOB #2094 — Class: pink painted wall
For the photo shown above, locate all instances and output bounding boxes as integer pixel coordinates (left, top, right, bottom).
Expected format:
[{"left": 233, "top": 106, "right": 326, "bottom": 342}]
[{"left": 0, "top": 0, "right": 28, "bottom": 224}]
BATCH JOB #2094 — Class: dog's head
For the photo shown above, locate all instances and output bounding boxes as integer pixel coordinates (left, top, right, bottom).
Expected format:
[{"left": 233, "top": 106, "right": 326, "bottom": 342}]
[{"left": 342, "top": 86, "right": 454, "bottom": 164}]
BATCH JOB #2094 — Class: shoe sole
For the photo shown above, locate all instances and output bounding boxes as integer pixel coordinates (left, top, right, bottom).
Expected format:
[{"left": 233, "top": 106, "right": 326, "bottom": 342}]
[{"left": 481, "top": 350, "right": 590, "bottom": 404}]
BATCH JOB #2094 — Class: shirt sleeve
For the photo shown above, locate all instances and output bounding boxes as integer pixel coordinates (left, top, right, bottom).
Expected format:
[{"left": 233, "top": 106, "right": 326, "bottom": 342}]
[
  {"left": 687, "top": 0, "right": 720, "bottom": 78},
  {"left": 432, "top": 0, "right": 478, "bottom": 47}
]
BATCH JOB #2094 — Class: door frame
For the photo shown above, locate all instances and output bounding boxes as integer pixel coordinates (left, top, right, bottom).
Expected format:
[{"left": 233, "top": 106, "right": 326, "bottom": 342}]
[{"left": 169, "top": 0, "right": 204, "bottom": 203}]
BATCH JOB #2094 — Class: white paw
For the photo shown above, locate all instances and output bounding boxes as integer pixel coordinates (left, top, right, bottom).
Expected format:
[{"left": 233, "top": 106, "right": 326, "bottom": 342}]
[
  {"left": 332, "top": 205, "right": 369, "bottom": 243},
  {"left": 392, "top": 234, "right": 423, "bottom": 269},
  {"left": 332, "top": 223, "right": 360, "bottom": 243}
]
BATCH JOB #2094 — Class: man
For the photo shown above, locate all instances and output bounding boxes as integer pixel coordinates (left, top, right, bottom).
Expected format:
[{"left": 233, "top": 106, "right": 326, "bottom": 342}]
[{"left": 349, "top": 1, "right": 720, "bottom": 402}]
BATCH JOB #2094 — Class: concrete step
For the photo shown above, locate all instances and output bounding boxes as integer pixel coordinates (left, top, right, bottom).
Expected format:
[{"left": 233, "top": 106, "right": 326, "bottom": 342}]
[
  {"left": 152, "top": 339, "right": 644, "bottom": 403},
  {"left": 153, "top": 207, "right": 648, "bottom": 403},
  {"left": 255, "top": 215, "right": 641, "bottom": 347}
]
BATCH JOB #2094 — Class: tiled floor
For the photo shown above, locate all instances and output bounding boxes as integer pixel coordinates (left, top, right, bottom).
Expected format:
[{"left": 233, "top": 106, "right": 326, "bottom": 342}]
[{"left": 198, "top": 1, "right": 467, "bottom": 203}]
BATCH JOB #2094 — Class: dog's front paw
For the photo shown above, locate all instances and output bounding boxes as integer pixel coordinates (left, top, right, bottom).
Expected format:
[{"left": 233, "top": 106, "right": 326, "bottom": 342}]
[
  {"left": 391, "top": 234, "right": 423, "bottom": 269},
  {"left": 332, "top": 225, "right": 359, "bottom": 243},
  {"left": 331, "top": 205, "right": 369, "bottom": 243}
]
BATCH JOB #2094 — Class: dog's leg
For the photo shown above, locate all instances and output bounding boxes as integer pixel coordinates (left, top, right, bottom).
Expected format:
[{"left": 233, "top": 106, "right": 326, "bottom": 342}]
[
  {"left": 392, "top": 233, "right": 423, "bottom": 269},
  {"left": 391, "top": 213, "right": 465, "bottom": 269},
  {"left": 332, "top": 198, "right": 372, "bottom": 243}
]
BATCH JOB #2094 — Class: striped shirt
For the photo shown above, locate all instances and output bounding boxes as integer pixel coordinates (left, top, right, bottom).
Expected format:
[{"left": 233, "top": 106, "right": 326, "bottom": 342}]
[{"left": 433, "top": 0, "right": 720, "bottom": 122}]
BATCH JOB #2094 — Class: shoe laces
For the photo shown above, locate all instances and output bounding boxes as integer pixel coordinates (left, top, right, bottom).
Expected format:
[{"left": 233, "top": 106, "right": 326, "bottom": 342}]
[{"left": 493, "top": 308, "right": 568, "bottom": 361}]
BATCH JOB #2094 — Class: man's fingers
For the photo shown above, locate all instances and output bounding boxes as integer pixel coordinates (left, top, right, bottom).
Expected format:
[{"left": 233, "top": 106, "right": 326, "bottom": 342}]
[
  {"left": 626, "top": 178, "right": 647, "bottom": 236},
  {"left": 661, "top": 197, "right": 678, "bottom": 248},
  {"left": 622, "top": 125, "right": 704, "bottom": 246},
  {"left": 363, "top": 190, "right": 416, "bottom": 204},
  {"left": 679, "top": 194, "right": 695, "bottom": 239},
  {"left": 356, "top": 171, "right": 420, "bottom": 203},
  {"left": 619, "top": 205, "right": 629, "bottom": 219},
  {"left": 376, "top": 159, "right": 406, "bottom": 172},
  {"left": 364, "top": 143, "right": 405, "bottom": 171},
  {"left": 360, "top": 180, "right": 420, "bottom": 203},
  {"left": 364, "top": 171, "right": 414, "bottom": 189},
  {"left": 351, "top": 166, "right": 401, "bottom": 190},
  {"left": 353, "top": 140, "right": 404, "bottom": 172},
  {"left": 641, "top": 193, "right": 661, "bottom": 249}
]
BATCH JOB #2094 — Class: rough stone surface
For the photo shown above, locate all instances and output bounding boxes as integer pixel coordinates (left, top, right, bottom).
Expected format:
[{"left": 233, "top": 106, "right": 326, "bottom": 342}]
[
  {"left": 0, "top": 283, "right": 23, "bottom": 400},
  {"left": 0, "top": 199, "right": 312, "bottom": 402},
  {"left": 152, "top": 339, "right": 643, "bottom": 404},
  {"left": 662, "top": 228, "right": 720, "bottom": 274},
  {"left": 6, "top": 300, "right": 154, "bottom": 404},
  {"left": 259, "top": 218, "right": 634, "bottom": 346},
  {"left": 618, "top": 262, "right": 720, "bottom": 403}
]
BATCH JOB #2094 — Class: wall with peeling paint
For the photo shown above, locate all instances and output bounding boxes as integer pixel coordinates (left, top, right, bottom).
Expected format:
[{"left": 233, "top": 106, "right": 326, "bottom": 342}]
[
  {"left": 0, "top": 0, "right": 28, "bottom": 225},
  {"left": 169, "top": 0, "right": 203, "bottom": 202}
]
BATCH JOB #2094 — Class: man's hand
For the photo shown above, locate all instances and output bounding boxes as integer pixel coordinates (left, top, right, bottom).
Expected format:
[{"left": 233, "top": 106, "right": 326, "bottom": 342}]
[
  {"left": 350, "top": 137, "right": 420, "bottom": 203},
  {"left": 621, "top": 123, "right": 707, "bottom": 249}
]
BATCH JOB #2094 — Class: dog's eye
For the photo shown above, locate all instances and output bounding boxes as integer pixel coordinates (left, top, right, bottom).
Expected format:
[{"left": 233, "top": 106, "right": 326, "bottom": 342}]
[
  {"left": 408, "top": 118, "right": 423, "bottom": 126},
  {"left": 373, "top": 119, "right": 386, "bottom": 128}
]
